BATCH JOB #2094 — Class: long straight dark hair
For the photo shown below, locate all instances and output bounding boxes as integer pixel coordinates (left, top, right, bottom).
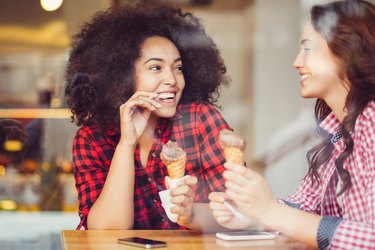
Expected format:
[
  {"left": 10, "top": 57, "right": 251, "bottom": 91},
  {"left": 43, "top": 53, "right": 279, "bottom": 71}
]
[{"left": 307, "top": 0, "right": 375, "bottom": 195}]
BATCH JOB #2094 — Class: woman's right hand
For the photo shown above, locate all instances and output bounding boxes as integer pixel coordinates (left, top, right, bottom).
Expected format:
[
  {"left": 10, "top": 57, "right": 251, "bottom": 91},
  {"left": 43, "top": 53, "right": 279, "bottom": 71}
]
[
  {"left": 208, "top": 192, "right": 255, "bottom": 230},
  {"left": 119, "top": 91, "right": 161, "bottom": 145}
]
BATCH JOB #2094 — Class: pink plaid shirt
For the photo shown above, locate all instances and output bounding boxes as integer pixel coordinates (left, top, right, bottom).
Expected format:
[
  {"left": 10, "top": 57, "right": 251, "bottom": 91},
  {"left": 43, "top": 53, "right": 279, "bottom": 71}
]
[{"left": 286, "top": 101, "right": 375, "bottom": 249}]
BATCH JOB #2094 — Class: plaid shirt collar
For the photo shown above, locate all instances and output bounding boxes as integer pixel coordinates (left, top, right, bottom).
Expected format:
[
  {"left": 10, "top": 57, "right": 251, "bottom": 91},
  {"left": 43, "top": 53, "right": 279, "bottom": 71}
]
[
  {"left": 320, "top": 101, "right": 375, "bottom": 136},
  {"left": 105, "top": 109, "right": 184, "bottom": 137},
  {"left": 320, "top": 111, "right": 341, "bottom": 135}
]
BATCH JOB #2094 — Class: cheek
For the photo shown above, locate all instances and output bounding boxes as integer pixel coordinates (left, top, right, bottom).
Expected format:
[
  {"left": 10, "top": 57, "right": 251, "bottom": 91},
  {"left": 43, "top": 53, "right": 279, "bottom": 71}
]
[
  {"left": 178, "top": 75, "right": 185, "bottom": 91},
  {"left": 314, "top": 63, "right": 340, "bottom": 83},
  {"left": 135, "top": 75, "right": 158, "bottom": 92}
]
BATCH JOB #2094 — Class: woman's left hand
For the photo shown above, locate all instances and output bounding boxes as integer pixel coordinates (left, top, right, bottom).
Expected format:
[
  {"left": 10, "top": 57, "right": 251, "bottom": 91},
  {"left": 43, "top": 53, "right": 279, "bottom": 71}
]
[
  {"left": 170, "top": 176, "right": 198, "bottom": 226},
  {"left": 223, "top": 162, "right": 276, "bottom": 224}
]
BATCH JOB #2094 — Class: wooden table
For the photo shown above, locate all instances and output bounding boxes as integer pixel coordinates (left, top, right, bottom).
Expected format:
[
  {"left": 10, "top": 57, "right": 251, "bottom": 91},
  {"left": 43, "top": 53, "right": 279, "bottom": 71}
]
[{"left": 61, "top": 230, "right": 315, "bottom": 250}]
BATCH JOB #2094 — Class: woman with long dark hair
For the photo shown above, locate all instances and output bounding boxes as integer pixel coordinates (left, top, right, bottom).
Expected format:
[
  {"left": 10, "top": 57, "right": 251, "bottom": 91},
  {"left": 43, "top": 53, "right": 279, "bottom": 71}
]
[{"left": 208, "top": 0, "right": 375, "bottom": 249}]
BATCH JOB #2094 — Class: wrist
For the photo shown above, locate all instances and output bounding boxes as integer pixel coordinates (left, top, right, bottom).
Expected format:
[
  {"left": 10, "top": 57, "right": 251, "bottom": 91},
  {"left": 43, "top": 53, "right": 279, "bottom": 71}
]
[
  {"left": 257, "top": 199, "right": 280, "bottom": 229},
  {"left": 117, "top": 139, "right": 137, "bottom": 150}
]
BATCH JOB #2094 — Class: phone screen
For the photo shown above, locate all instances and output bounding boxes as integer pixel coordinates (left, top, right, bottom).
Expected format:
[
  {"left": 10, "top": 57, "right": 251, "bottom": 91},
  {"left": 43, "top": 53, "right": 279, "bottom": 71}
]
[{"left": 118, "top": 237, "right": 167, "bottom": 248}]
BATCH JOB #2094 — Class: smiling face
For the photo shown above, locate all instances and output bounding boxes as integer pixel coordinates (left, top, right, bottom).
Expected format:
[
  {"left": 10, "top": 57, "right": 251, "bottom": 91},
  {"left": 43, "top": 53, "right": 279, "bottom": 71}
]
[
  {"left": 134, "top": 36, "right": 185, "bottom": 118},
  {"left": 293, "top": 20, "right": 348, "bottom": 104}
]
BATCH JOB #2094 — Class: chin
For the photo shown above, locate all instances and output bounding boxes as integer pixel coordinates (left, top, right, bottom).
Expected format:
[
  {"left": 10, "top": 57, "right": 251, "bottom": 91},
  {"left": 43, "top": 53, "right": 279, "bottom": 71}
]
[
  {"left": 154, "top": 108, "right": 177, "bottom": 118},
  {"left": 300, "top": 89, "right": 316, "bottom": 99}
]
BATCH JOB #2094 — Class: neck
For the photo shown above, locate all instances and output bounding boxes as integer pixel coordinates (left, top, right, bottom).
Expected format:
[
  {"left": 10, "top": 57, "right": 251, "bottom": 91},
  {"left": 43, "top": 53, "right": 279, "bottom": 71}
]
[
  {"left": 323, "top": 80, "right": 350, "bottom": 123},
  {"left": 139, "top": 114, "right": 158, "bottom": 145}
]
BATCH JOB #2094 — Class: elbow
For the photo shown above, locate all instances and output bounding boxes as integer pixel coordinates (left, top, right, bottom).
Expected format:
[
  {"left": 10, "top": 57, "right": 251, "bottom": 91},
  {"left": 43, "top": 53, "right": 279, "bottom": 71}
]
[{"left": 87, "top": 215, "right": 134, "bottom": 230}]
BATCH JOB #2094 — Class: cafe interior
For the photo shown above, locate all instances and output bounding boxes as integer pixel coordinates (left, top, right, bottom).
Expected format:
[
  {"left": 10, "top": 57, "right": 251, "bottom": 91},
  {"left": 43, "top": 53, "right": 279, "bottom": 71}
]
[{"left": 0, "top": 0, "right": 325, "bottom": 249}]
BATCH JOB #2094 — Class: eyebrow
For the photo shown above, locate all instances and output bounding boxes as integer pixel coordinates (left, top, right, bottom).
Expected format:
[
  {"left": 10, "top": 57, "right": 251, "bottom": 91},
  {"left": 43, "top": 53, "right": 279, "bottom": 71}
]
[
  {"left": 301, "top": 39, "right": 312, "bottom": 45},
  {"left": 143, "top": 57, "right": 182, "bottom": 65}
]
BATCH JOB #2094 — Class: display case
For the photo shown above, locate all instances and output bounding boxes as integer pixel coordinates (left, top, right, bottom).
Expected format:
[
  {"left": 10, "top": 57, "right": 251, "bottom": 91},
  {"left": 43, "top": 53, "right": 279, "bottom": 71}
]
[{"left": 0, "top": 108, "right": 78, "bottom": 212}]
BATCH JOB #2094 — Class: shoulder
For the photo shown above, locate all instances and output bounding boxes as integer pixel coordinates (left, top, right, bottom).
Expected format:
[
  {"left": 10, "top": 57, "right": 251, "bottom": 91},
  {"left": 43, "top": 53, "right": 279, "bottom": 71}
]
[
  {"left": 75, "top": 125, "right": 108, "bottom": 142},
  {"left": 178, "top": 102, "right": 221, "bottom": 116},
  {"left": 355, "top": 101, "right": 375, "bottom": 149},
  {"left": 76, "top": 126, "right": 95, "bottom": 138},
  {"left": 177, "top": 102, "right": 230, "bottom": 135}
]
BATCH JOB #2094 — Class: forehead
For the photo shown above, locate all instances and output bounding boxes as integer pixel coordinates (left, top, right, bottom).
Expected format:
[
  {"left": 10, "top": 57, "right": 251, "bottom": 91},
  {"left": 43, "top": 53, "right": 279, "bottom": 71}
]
[
  {"left": 139, "top": 36, "right": 180, "bottom": 58},
  {"left": 300, "top": 20, "right": 321, "bottom": 42}
]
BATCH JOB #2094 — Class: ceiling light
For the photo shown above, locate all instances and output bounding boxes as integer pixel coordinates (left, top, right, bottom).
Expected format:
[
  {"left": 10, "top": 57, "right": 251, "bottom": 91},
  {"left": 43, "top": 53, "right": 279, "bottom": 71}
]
[{"left": 40, "top": 0, "right": 63, "bottom": 12}]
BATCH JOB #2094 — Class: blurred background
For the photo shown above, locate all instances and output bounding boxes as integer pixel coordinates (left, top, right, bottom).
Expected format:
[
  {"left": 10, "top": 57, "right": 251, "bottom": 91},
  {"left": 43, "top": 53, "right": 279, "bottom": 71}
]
[{"left": 0, "top": 0, "right": 330, "bottom": 249}]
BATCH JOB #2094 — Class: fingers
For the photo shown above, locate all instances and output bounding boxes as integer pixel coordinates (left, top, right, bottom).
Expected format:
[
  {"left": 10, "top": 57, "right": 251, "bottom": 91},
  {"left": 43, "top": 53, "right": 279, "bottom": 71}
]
[
  {"left": 170, "top": 176, "right": 197, "bottom": 195},
  {"left": 209, "top": 201, "right": 232, "bottom": 214},
  {"left": 216, "top": 216, "right": 234, "bottom": 224},
  {"left": 176, "top": 176, "right": 198, "bottom": 187},
  {"left": 209, "top": 199, "right": 235, "bottom": 223},
  {"left": 209, "top": 192, "right": 234, "bottom": 218},
  {"left": 121, "top": 97, "right": 158, "bottom": 114},
  {"left": 224, "top": 162, "right": 248, "bottom": 174},
  {"left": 208, "top": 192, "right": 226, "bottom": 203},
  {"left": 170, "top": 177, "right": 197, "bottom": 207},
  {"left": 172, "top": 206, "right": 193, "bottom": 225},
  {"left": 171, "top": 190, "right": 194, "bottom": 206},
  {"left": 223, "top": 164, "right": 259, "bottom": 191},
  {"left": 129, "top": 92, "right": 162, "bottom": 109},
  {"left": 223, "top": 170, "right": 249, "bottom": 195},
  {"left": 170, "top": 205, "right": 191, "bottom": 215},
  {"left": 171, "top": 185, "right": 194, "bottom": 196},
  {"left": 130, "top": 91, "right": 158, "bottom": 100},
  {"left": 223, "top": 165, "right": 264, "bottom": 204},
  {"left": 120, "top": 91, "right": 162, "bottom": 115}
]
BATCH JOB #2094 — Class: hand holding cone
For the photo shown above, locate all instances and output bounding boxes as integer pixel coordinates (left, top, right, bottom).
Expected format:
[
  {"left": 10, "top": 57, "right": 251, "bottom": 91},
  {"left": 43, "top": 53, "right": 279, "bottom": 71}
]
[
  {"left": 159, "top": 140, "right": 187, "bottom": 223},
  {"left": 219, "top": 129, "right": 247, "bottom": 220}
]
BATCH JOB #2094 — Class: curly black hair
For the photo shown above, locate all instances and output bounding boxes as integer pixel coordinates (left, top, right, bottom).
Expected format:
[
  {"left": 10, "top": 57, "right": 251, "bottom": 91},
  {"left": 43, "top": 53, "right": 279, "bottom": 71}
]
[{"left": 65, "top": 4, "right": 229, "bottom": 132}]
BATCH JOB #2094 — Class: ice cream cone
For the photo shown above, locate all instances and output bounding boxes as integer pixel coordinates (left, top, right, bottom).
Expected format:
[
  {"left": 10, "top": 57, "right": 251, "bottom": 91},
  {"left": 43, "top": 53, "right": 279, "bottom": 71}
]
[
  {"left": 164, "top": 154, "right": 186, "bottom": 179},
  {"left": 161, "top": 141, "right": 186, "bottom": 179},
  {"left": 223, "top": 147, "right": 244, "bottom": 165},
  {"left": 219, "top": 129, "right": 246, "bottom": 165}
]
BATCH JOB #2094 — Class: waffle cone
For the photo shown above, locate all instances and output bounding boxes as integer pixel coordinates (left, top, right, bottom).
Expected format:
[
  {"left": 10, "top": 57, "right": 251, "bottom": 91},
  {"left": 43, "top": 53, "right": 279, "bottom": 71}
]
[
  {"left": 163, "top": 154, "right": 186, "bottom": 179},
  {"left": 223, "top": 147, "right": 244, "bottom": 165}
]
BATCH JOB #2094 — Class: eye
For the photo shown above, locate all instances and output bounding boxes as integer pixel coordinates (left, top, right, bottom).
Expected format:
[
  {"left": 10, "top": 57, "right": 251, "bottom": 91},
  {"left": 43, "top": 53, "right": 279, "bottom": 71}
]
[
  {"left": 302, "top": 47, "right": 312, "bottom": 52},
  {"left": 175, "top": 65, "right": 183, "bottom": 72},
  {"left": 149, "top": 65, "right": 161, "bottom": 71}
]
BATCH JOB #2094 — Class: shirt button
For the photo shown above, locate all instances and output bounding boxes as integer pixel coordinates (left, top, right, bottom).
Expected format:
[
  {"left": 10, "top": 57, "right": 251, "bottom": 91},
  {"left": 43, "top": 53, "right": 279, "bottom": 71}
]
[
  {"left": 152, "top": 152, "right": 157, "bottom": 157},
  {"left": 161, "top": 218, "right": 166, "bottom": 222},
  {"left": 153, "top": 199, "right": 158, "bottom": 203},
  {"left": 147, "top": 177, "right": 151, "bottom": 183},
  {"left": 157, "top": 129, "right": 162, "bottom": 134}
]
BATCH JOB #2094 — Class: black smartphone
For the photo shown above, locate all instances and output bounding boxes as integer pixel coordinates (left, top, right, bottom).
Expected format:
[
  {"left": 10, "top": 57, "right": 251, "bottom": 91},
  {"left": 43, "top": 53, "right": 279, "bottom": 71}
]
[{"left": 117, "top": 237, "right": 167, "bottom": 248}]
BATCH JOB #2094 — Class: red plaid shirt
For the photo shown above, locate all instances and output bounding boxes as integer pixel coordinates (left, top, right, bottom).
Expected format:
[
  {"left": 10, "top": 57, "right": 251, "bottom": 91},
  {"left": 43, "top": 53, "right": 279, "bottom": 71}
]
[
  {"left": 286, "top": 101, "right": 375, "bottom": 249},
  {"left": 72, "top": 102, "right": 230, "bottom": 230}
]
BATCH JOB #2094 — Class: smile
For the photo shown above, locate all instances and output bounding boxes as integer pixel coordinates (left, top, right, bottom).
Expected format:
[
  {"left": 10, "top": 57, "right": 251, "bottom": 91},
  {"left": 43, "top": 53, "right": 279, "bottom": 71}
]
[
  {"left": 158, "top": 92, "right": 175, "bottom": 100},
  {"left": 157, "top": 92, "right": 177, "bottom": 104},
  {"left": 301, "top": 74, "right": 310, "bottom": 81}
]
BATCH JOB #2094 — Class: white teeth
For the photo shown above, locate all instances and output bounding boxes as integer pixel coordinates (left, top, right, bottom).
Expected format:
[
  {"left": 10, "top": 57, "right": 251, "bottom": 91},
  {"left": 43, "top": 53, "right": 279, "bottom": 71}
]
[
  {"left": 158, "top": 92, "right": 175, "bottom": 99},
  {"left": 301, "top": 74, "right": 310, "bottom": 80}
]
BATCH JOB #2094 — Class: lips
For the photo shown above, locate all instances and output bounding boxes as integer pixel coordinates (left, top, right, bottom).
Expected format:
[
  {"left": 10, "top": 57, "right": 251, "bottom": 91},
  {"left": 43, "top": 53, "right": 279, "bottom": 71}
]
[
  {"left": 301, "top": 74, "right": 311, "bottom": 81},
  {"left": 156, "top": 92, "right": 178, "bottom": 104},
  {"left": 158, "top": 92, "right": 175, "bottom": 100}
]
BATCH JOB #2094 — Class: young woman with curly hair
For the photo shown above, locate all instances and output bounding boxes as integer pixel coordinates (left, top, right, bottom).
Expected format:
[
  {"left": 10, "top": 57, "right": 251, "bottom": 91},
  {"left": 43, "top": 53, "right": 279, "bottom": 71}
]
[
  {"left": 209, "top": 0, "right": 375, "bottom": 249},
  {"left": 65, "top": 4, "right": 233, "bottom": 230}
]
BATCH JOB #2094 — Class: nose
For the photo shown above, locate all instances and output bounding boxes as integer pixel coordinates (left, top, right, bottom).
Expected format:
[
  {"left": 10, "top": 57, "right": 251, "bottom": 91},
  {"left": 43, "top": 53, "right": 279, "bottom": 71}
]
[
  {"left": 162, "top": 68, "right": 177, "bottom": 86},
  {"left": 293, "top": 51, "right": 303, "bottom": 69}
]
